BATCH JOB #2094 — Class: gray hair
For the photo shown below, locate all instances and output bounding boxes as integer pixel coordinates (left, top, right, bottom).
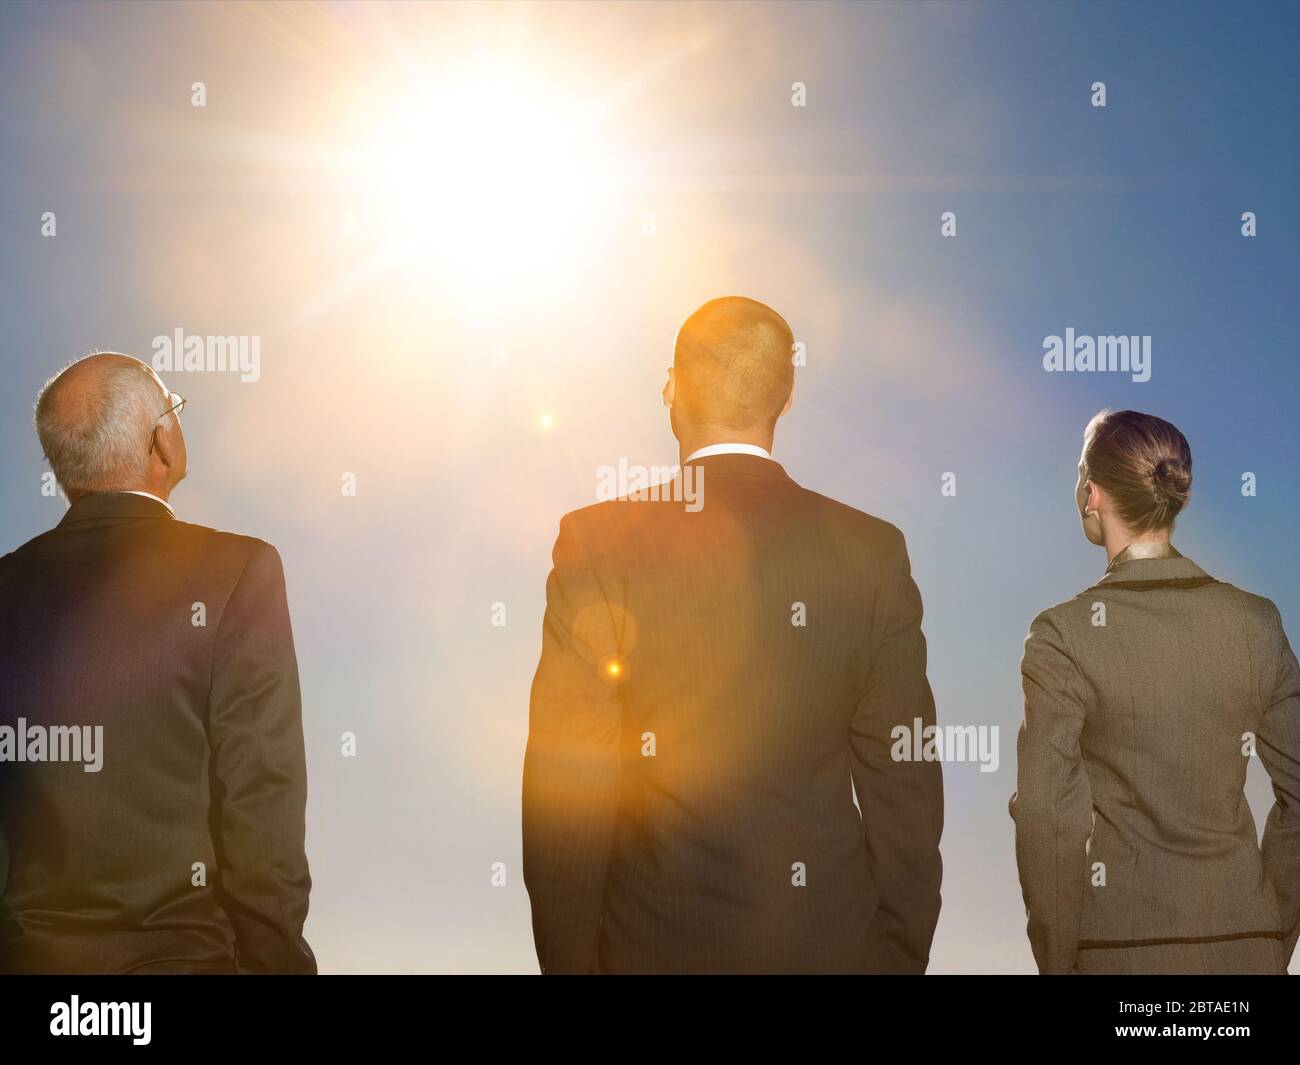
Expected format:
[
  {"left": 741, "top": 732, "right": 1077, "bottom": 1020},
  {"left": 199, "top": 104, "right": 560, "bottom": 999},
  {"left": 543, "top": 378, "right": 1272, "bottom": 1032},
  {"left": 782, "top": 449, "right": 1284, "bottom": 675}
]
[{"left": 35, "top": 354, "right": 162, "bottom": 495}]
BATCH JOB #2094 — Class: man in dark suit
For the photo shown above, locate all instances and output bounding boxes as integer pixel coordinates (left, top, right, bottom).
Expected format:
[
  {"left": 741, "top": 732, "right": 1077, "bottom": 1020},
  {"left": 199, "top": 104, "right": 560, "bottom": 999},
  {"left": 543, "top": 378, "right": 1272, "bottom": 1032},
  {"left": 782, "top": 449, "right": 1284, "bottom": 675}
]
[
  {"left": 522, "top": 297, "right": 943, "bottom": 973},
  {"left": 0, "top": 352, "right": 315, "bottom": 974}
]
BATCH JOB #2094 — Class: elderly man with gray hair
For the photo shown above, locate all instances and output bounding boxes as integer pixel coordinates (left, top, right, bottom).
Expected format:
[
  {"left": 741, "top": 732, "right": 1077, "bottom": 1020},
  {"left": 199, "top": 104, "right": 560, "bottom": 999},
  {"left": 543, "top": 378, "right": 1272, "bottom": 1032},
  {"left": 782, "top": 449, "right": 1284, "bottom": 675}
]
[{"left": 0, "top": 352, "right": 315, "bottom": 974}]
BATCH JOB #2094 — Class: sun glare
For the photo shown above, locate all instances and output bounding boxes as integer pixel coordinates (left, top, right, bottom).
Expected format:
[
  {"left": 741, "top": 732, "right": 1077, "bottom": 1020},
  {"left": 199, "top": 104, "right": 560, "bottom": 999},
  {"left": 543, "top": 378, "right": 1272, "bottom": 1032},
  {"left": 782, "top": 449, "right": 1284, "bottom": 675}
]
[{"left": 338, "top": 60, "right": 622, "bottom": 301}]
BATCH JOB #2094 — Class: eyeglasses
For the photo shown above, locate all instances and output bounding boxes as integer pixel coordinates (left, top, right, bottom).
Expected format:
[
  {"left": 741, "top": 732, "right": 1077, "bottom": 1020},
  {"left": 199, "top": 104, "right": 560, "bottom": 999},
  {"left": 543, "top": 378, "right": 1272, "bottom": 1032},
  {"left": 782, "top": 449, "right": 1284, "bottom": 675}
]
[{"left": 148, "top": 392, "right": 186, "bottom": 455}]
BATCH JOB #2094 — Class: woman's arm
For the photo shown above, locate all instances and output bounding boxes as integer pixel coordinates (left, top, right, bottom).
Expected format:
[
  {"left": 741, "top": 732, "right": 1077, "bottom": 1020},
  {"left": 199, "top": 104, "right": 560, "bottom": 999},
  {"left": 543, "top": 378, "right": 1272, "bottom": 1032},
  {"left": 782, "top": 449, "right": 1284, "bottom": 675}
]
[
  {"left": 1259, "top": 605, "right": 1300, "bottom": 965},
  {"left": 1009, "top": 609, "right": 1094, "bottom": 974}
]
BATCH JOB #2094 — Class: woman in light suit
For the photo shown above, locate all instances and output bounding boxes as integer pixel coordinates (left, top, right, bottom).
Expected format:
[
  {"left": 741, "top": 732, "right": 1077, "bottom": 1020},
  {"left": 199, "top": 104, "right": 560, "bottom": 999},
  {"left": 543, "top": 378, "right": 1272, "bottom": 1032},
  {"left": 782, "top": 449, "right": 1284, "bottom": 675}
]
[{"left": 1010, "top": 409, "right": 1300, "bottom": 974}]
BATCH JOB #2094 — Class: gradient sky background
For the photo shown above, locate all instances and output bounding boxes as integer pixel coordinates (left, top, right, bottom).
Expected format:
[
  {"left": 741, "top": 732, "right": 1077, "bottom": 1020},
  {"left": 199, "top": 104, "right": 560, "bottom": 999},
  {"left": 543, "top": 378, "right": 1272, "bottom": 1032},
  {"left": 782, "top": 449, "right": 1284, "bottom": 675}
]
[{"left": 0, "top": 0, "right": 1295, "bottom": 973}]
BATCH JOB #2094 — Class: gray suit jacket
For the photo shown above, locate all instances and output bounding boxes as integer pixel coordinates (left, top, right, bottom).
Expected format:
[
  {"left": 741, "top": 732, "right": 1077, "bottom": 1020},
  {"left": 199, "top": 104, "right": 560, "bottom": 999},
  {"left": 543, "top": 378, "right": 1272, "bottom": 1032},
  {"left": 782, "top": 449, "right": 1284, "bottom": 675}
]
[{"left": 1010, "top": 552, "right": 1300, "bottom": 974}]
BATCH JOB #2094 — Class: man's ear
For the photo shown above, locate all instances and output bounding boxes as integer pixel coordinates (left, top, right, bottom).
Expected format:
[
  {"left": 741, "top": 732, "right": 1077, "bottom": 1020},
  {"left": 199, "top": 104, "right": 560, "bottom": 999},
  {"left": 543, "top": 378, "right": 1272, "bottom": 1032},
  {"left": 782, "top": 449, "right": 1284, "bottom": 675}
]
[
  {"left": 779, "top": 383, "right": 794, "bottom": 417},
  {"left": 151, "top": 423, "right": 178, "bottom": 470},
  {"left": 662, "top": 366, "right": 675, "bottom": 409}
]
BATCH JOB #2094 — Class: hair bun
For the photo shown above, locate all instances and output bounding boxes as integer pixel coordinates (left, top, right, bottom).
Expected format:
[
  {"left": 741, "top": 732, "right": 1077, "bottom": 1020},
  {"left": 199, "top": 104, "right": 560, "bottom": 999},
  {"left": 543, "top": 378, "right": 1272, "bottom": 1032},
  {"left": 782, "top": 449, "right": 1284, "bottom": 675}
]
[{"left": 1151, "top": 457, "right": 1191, "bottom": 507}]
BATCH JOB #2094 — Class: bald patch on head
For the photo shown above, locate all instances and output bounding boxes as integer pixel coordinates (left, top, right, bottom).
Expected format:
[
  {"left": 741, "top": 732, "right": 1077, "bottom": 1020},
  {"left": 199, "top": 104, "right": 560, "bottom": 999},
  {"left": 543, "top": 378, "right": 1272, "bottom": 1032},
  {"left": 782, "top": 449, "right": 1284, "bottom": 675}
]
[
  {"left": 42, "top": 352, "right": 147, "bottom": 424},
  {"left": 673, "top": 296, "right": 795, "bottom": 432}
]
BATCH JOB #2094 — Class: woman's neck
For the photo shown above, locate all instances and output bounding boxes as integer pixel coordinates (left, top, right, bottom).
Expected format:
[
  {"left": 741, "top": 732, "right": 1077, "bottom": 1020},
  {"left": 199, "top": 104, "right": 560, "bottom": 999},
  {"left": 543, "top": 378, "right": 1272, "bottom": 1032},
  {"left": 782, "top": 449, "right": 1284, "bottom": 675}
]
[{"left": 1104, "top": 525, "right": 1170, "bottom": 564}]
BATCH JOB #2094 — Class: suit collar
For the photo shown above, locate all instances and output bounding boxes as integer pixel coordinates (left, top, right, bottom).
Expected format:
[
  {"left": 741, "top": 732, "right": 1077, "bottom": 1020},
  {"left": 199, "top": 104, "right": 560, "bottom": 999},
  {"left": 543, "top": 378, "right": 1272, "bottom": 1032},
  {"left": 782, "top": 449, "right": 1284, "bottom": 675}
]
[
  {"left": 682, "top": 452, "right": 794, "bottom": 484},
  {"left": 684, "top": 443, "right": 772, "bottom": 462},
  {"left": 1095, "top": 550, "right": 1209, "bottom": 587},
  {"left": 58, "top": 491, "right": 177, "bottom": 527},
  {"left": 1106, "top": 540, "right": 1181, "bottom": 571}
]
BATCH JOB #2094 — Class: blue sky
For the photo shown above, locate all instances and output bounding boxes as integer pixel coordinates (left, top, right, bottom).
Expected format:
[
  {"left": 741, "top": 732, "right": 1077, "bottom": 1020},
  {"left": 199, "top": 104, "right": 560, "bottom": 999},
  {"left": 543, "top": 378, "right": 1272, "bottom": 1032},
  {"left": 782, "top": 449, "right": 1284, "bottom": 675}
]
[{"left": 0, "top": 0, "right": 1295, "bottom": 972}]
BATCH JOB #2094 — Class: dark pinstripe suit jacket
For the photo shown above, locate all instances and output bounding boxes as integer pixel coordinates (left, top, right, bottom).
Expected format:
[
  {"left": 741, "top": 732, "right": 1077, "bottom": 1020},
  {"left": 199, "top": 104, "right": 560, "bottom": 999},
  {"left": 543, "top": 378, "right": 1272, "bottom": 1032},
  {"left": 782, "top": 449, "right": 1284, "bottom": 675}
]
[
  {"left": 523, "top": 453, "right": 943, "bottom": 973},
  {"left": 0, "top": 492, "right": 315, "bottom": 974},
  {"left": 1010, "top": 551, "right": 1300, "bottom": 974}
]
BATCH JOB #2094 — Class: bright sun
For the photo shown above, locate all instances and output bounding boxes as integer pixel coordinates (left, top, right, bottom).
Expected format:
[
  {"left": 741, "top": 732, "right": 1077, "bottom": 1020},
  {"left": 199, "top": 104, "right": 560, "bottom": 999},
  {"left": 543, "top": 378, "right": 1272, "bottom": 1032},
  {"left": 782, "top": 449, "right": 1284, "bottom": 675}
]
[{"left": 338, "top": 59, "right": 621, "bottom": 301}]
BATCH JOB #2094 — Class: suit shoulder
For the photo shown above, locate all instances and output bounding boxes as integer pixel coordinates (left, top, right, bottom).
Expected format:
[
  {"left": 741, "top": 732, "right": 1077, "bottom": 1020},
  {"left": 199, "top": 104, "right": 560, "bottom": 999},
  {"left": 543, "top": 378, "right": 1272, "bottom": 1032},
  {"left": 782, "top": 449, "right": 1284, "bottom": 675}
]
[
  {"left": 549, "top": 498, "right": 660, "bottom": 566},
  {"left": 554, "top": 496, "right": 662, "bottom": 539},
  {"left": 555, "top": 498, "right": 628, "bottom": 528},
  {"left": 793, "top": 486, "right": 908, "bottom": 551},
  {"left": 169, "top": 518, "right": 274, "bottom": 552},
  {"left": 1209, "top": 580, "right": 1286, "bottom": 630},
  {"left": 0, "top": 526, "right": 58, "bottom": 569},
  {"left": 1216, "top": 580, "right": 1279, "bottom": 613},
  {"left": 1033, "top": 592, "right": 1087, "bottom": 622},
  {"left": 168, "top": 520, "right": 284, "bottom": 571},
  {"left": 1023, "top": 595, "right": 1088, "bottom": 648}
]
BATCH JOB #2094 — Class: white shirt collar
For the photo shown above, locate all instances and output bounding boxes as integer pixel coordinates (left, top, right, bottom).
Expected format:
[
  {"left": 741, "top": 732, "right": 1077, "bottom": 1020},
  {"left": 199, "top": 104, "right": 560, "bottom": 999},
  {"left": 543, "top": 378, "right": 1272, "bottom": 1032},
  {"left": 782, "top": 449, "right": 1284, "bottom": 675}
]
[
  {"left": 119, "top": 489, "right": 175, "bottom": 516},
  {"left": 683, "top": 443, "right": 772, "bottom": 463}
]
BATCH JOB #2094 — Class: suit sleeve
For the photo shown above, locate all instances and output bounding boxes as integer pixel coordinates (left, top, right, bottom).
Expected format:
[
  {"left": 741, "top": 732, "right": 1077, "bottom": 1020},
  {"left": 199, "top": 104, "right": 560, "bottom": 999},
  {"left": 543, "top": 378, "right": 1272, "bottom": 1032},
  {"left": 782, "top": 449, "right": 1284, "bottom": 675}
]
[
  {"left": 1259, "top": 606, "right": 1300, "bottom": 965},
  {"left": 522, "top": 514, "right": 623, "bottom": 974},
  {"left": 848, "top": 529, "right": 944, "bottom": 974},
  {"left": 1009, "top": 609, "right": 1093, "bottom": 974},
  {"left": 207, "top": 542, "right": 316, "bottom": 975}
]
